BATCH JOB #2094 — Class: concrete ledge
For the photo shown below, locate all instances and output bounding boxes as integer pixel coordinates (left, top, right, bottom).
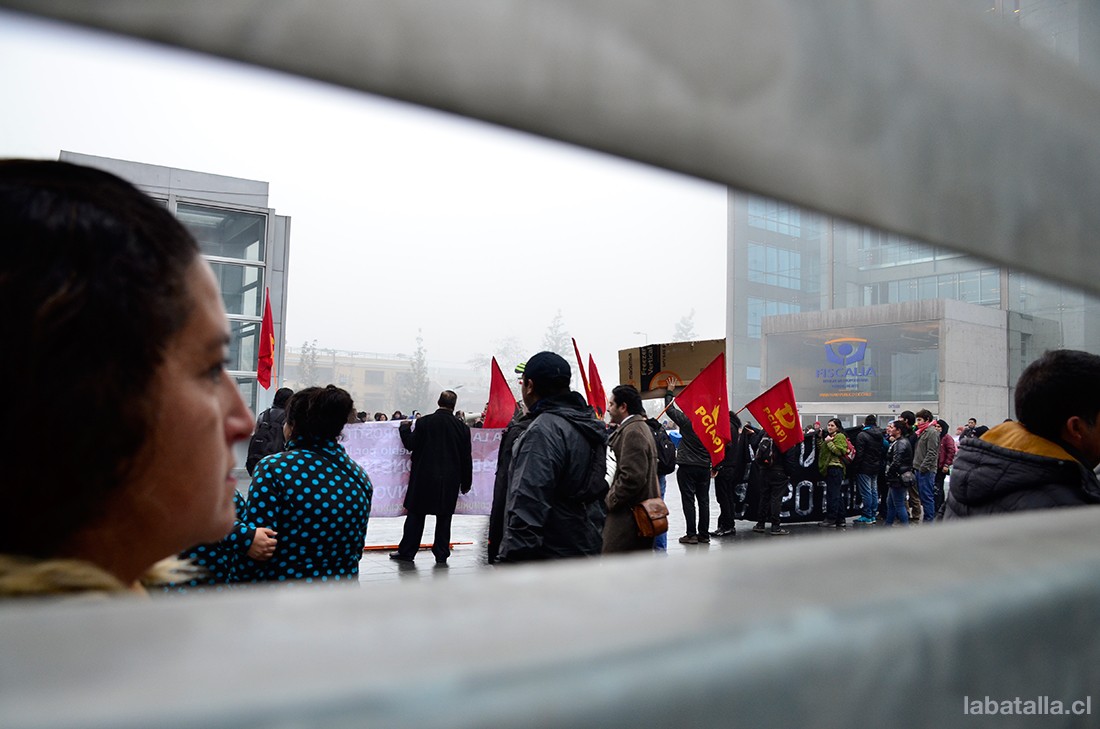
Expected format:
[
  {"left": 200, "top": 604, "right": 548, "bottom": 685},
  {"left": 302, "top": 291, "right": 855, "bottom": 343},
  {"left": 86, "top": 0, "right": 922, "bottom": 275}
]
[{"left": 2, "top": 507, "right": 1098, "bottom": 728}]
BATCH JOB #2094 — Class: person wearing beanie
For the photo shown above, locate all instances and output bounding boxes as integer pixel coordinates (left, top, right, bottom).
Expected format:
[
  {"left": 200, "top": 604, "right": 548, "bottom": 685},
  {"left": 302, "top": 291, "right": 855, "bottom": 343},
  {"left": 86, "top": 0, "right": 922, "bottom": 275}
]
[{"left": 498, "top": 352, "right": 608, "bottom": 562}]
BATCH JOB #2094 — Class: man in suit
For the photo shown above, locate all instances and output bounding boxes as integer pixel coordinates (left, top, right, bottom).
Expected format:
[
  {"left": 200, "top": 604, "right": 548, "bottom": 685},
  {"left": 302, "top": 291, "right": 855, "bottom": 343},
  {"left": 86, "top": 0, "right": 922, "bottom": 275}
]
[{"left": 390, "top": 390, "right": 473, "bottom": 566}]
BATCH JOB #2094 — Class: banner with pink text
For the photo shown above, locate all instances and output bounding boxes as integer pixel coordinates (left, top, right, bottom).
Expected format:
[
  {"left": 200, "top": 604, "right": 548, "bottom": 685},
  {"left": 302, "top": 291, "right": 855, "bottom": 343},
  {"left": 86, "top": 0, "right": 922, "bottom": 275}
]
[{"left": 340, "top": 421, "right": 500, "bottom": 517}]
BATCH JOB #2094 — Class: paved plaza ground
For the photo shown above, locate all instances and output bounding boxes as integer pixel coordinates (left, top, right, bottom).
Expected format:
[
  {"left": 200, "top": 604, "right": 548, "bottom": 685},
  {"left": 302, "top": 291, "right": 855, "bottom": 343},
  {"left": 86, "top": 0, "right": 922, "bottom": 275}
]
[{"left": 358, "top": 480, "right": 905, "bottom": 583}]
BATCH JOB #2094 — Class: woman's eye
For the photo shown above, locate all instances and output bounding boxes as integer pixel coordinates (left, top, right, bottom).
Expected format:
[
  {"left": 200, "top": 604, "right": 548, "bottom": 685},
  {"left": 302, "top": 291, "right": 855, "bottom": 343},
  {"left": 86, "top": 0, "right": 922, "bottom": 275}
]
[{"left": 208, "top": 359, "right": 229, "bottom": 381}]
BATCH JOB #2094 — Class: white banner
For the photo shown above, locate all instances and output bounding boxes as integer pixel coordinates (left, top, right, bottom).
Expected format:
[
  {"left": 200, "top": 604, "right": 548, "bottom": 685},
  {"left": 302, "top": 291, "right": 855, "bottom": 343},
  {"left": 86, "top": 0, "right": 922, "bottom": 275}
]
[{"left": 341, "top": 421, "right": 500, "bottom": 517}]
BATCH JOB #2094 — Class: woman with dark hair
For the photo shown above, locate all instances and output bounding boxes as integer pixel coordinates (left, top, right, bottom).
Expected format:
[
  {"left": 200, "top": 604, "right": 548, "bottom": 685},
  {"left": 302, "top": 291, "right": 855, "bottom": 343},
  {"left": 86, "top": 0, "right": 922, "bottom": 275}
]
[
  {"left": 818, "top": 417, "right": 850, "bottom": 529},
  {"left": 0, "top": 160, "right": 254, "bottom": 596},
  {"left": 241, "top": 385, "right": 373, "bottom": 584},
  {"left": 884, "top": 420, "right": 914, "bottom": 526}
]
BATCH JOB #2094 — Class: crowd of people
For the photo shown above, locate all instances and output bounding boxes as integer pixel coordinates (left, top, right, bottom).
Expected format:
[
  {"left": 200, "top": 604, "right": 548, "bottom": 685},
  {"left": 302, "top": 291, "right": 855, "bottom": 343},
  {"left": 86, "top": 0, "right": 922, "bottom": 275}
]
[{"left": 3, "top": 159, "right": 1099, "bottom": 600}]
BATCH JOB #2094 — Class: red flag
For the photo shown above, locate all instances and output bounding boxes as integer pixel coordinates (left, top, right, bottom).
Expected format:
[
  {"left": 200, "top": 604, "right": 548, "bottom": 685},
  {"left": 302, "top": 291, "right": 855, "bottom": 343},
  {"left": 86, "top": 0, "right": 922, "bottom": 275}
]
[
  {"left": 571, "top": 337, "right": 595, "bottom": 409},
  {"left": 671, "top": 353, "right": 730, "bottom": 466},
  {"left": 257, "top": 287, "right": 275, "bottom": 390},
  {"left": 483, "top": 357, "right": 516, "bottom": 428},
  {"left": 743, "top": 377, "right": 804, "bottom": 453},
  {"left": 588, "top": 355, "right": 607, "bottom": 418}
]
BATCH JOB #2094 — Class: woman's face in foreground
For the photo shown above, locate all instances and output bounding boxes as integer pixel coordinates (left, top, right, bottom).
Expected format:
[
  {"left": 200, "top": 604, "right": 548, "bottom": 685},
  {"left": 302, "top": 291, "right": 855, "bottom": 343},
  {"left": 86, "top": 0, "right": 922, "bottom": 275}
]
[{"left": 127, "top": 259, "right": 253, "bottom": 556}]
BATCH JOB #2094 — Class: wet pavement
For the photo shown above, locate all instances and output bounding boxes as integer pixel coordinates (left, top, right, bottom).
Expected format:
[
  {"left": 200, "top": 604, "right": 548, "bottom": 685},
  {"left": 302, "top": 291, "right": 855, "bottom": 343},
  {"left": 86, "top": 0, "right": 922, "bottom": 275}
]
[{"left": 358, "top": 479, "right": 909, "bottom": 583}]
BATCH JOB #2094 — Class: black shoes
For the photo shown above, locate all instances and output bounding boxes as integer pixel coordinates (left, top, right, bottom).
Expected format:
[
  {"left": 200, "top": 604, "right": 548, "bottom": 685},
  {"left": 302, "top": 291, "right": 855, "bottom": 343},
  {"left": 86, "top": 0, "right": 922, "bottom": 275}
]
[
  {"left": 752, "top": 523, "right": 767, "bottom": 533},
  {"left": 709, "top": 528, "right": 736, "bottom": 537},
  {"left": 768, "top": 527, "right": 790, "bottom": 536},
  {"left": 388, "top": 552, "right": 414, "bottom": 562}
]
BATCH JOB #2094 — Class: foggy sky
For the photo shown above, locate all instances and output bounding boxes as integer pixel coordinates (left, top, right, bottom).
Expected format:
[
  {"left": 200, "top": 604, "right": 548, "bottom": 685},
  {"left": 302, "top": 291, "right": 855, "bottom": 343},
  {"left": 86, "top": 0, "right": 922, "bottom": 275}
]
[{"left": 0, "top": 11, "right": 728, "bottom": 385}]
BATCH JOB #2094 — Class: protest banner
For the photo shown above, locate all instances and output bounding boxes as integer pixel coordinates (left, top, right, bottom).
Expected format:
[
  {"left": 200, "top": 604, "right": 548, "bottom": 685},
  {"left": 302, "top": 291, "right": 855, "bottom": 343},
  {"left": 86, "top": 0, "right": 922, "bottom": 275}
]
[{"left": 340, "top": 422, "right": 498, "bottom": 517}]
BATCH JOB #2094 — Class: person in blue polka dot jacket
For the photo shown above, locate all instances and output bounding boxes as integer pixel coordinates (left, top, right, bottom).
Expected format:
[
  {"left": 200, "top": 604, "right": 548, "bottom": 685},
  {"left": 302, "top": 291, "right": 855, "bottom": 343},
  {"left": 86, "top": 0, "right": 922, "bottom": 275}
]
[{"left": 239, "top": 385, "right": 373, "bottom": 584}]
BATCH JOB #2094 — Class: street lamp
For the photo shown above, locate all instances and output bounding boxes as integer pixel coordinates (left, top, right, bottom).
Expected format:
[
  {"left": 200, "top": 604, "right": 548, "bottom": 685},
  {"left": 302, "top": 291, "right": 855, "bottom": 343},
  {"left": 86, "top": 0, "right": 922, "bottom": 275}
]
[{"left": 633, "top": 331, "right": 648, "bottom": 345}]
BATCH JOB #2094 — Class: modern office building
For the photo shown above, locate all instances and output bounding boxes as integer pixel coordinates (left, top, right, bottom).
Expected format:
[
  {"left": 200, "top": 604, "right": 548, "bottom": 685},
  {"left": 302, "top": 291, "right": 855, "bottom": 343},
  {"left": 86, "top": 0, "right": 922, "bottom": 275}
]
[
  {"left": 59, "top": 151, "right": 291, "bottom": 416},
  {"left": 725, "top": 0, "right": 1100, "bottom": 429},
  {"left": 725, "top": 191, "right": 1100, "bottom": 429}
]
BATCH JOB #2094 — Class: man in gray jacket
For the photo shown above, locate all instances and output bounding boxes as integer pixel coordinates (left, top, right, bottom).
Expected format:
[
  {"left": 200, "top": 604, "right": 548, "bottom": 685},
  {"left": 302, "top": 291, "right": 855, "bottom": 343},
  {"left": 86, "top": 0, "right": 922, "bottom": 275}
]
[{"left": 912, "top": 408, "right": 941, "bottom": 523}]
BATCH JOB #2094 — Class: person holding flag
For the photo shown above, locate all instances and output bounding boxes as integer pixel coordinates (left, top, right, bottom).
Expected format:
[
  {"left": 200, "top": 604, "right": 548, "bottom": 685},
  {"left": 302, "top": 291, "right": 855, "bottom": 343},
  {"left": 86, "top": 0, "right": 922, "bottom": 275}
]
[{"left": 661, "top": 353, "right": 731, "bottom": 545}]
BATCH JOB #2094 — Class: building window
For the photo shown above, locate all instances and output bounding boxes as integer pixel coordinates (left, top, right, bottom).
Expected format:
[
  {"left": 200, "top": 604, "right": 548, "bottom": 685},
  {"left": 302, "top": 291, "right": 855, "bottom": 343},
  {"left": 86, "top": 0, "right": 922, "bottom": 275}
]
[
  {"left": 746, "top": 366, "right": 761, "bottom": 381},
  {"left": 747, "top": 242, "right": 802, "bottom": 290},
  {"left": 209, "top": 261, "right": 265, "bottom": 317},
  {"left": 747, "top": 296, "right": 801, "bottom": 338},
  {"left": 747, "top": 197, "right": 802, "bottom": 237},
  {"left": 176, "top": 203, "right": 266, "bottom": 262}
]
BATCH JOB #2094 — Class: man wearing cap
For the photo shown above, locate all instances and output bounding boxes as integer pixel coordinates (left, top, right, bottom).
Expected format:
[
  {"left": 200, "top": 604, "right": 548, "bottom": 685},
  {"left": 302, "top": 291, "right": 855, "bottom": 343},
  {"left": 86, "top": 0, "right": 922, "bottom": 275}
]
[{"left": 499, "top": 351, "right": 608, "bottom": 562}]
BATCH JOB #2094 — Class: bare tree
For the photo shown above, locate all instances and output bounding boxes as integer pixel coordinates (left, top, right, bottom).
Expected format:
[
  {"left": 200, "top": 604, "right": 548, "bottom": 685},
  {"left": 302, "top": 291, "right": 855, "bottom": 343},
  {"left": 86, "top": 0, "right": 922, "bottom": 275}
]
[
  {"left": 542, "top": 310, "right": 570, "bottom": 357},
  {"left": 673, "top": 309, "right": 696, "bottom": 342},
  {"left": 296, "top": 339, "right": 319, "bottom": 387},
  {"left": 401, "top": 330, "right": 432, "bottom": 412}
]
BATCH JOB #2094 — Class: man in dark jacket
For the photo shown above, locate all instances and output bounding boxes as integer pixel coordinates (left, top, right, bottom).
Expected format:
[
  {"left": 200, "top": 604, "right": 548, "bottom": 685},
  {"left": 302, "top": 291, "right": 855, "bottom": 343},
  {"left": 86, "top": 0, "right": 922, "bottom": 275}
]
[
  {"left": 749, "top": 428, "right": 793, "bottom": 536},
  {"left": 390, "top": 390, "right": 473, "bottom": 565},
  {"left": 245, "top": 387, "right": 293, "bottom": 475},
  {"left": 664, "top": 383, "right": 715, "bottom": 544},
  {"left": 499, "top": 352, "right": 608, "bottom": 562},
  {"left": 487, "top": 407, "right": 533, "bottom": 564},
  {"left": 944, "top": 349, "right": 1100, "bottom": 519},
  {"left": 711, "top": 412, "right": 745, "bottom": 538},
  {"left": 852, "top": 414, "right": 886, "bottom": 524}
]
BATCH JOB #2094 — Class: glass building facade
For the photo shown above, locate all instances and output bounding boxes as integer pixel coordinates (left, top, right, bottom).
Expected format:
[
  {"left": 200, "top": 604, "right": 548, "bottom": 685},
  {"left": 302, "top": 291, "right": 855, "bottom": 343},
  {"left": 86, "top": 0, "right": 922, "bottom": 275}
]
[
  {"left": 727, "top": 190, "right": 1100, "bottom": 425},
  {"left": 59, "top": 151, "right": 291, "bottom": 416}
]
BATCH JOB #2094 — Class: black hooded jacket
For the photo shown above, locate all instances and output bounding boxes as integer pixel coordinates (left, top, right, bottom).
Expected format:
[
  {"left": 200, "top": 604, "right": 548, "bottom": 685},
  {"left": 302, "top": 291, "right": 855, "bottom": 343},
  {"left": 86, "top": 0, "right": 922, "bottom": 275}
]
[
  {"left": 943, "top": 422, "right": 1100, "bottom": 518},
  {"left": 853, "top": 425, "right": 886, "bottom": 475},
  {"left": 499, "top": 391, "right": 608, "bottom": 561}
]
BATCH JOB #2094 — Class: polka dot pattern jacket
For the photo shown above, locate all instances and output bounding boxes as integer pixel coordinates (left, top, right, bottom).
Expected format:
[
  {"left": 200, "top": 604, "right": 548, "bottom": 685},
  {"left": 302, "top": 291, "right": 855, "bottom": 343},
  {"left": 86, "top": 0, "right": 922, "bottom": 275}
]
[{"left": 241, "top": 436, "right": 372, "bottom": 584}]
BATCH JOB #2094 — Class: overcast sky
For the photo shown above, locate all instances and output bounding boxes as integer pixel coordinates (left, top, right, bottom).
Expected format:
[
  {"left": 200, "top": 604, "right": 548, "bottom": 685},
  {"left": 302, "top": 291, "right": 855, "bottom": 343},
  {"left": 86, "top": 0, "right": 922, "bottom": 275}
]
[{"left": 0, "top": 11, "right": 727, "bottom": 383}]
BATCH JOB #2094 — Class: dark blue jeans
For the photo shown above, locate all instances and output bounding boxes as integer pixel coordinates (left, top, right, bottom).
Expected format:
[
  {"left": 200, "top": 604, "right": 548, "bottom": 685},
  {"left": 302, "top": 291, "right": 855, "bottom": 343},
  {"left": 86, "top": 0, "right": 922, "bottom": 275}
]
[
  {"left": 677, "top": 464, "right": 711, "bottom": 537},
  {"left": 886, "top": 484, "right": 910, "bottom": 525},
  {"left": 824, "top": 466, "right": 845, "bottom": 526},
  {"left": 654, "top": 474, "right": 668, "bottom": 551},
  {"left": 917, "top": 470, "right": 936, "bottom": 522}
]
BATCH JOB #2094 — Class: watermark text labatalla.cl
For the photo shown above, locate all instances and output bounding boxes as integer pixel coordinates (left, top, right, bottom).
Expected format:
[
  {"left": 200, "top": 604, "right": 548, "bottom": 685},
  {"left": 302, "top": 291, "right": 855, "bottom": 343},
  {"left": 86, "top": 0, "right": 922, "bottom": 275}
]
[{"left": 965, "top": 696, "right": 1091, "bottom": 716}]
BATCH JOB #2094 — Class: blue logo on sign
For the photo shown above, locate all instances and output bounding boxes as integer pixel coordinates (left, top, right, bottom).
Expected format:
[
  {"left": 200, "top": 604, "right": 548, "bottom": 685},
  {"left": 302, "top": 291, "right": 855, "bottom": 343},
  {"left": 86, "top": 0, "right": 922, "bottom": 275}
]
[{"left": 824, "top": 338, "right": 868, "bottom": 366}]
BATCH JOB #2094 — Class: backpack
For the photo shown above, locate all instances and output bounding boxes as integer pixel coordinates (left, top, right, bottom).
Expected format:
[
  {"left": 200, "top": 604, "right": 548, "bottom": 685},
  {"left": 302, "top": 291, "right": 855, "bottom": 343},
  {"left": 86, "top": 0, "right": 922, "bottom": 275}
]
[
  {"left": 648, "top": 418, "right": 677, "bottom": 476},
  {"left": 754, "top": 436, "right": 774, "bottom": 466},
  {"left": 841, "top": 437, "right": 857, "bottom": 466},
  {"left": 246, "top": 407, "right": 286, "bottom": 475}
]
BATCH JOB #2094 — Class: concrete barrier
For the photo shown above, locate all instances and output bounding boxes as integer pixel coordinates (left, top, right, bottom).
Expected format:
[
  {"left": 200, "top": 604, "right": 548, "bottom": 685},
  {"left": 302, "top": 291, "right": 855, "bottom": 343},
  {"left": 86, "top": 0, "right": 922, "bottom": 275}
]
[{"left": 2, "top": 507, "right": 1098, "bottom": 728}]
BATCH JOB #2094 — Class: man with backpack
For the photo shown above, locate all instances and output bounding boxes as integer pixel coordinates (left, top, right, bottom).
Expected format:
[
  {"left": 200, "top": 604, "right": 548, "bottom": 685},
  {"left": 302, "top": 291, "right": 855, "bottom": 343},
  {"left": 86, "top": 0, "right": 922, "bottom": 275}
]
[
  {"left": 245, "top": 387, "right": 293, "bottom": 476},
  {"left": 750, "top": 426, "right": 792, "bottom": 536},
  {"left": 499, "top": 352, "right": 608, "bottom": 562}
]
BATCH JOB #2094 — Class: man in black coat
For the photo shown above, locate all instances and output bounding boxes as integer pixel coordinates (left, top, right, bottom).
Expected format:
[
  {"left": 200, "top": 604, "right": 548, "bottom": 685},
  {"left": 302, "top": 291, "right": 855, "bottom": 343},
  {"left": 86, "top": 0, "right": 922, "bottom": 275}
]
[
  {"left": 852, "top": 414, "right": 886, "bottom": 524},
  {"left": 390, "top": 390, "right": 473, "bottom": 565}
]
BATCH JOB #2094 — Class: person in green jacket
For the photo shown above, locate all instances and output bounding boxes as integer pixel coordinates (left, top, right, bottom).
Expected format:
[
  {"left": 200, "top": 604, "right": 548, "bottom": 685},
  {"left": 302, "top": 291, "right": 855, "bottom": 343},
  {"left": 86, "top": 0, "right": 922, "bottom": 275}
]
[{"left": 818, "top": 418, "right": 849, "bottom": 529}]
